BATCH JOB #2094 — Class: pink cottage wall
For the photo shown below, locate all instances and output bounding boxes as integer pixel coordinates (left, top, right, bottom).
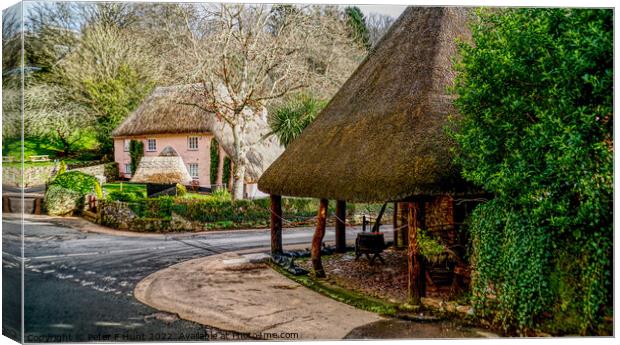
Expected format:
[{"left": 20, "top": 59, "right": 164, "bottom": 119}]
[{"left": 114, "top": 133, "right": 213, "bottom": 187}]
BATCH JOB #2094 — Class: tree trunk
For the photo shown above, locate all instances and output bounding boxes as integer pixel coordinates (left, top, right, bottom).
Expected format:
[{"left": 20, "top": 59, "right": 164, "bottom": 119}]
[
  {"left": 228, "top": 161, "right": 234, "bottom": 192},
  {"left": 230, "top": 123, "right": 245, "bottom": 200},
  {"left": 400, "top": 202, "right": 409, "bottom": 248},
  {"left": 232, "top": 163, "right": 245, "bottom": 200},
  {"left": 270, "top": 194, "right": 283, "bottom": 255},
  {"left": 215, "top": 145, "right": 225, "bottom": 188},
  {"left": 311, "top": 199, "right": 329, "bottom": 278},
  {"left": 335, "top": 200, "right": 346, "bottom": 253},
  {"left": 407, "top": 200, "right": 424, "bottom": 305}
]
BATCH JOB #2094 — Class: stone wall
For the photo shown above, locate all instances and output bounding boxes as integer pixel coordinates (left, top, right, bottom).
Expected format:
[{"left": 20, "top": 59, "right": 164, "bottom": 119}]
[
  {"left": 2, "top": 162, "right": 119, "bottom": 188},
  {"left": 2, "top": 165, "right": 56, "bottom": 187}
]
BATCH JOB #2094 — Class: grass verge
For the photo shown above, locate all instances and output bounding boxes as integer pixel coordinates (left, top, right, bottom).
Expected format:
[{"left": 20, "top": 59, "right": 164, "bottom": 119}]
[{"left": 269, "top": 261, "right": 399, "bottom": 316}]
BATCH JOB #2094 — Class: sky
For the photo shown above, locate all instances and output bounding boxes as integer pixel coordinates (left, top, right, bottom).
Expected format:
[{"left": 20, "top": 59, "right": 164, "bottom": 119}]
[{"left": 357, "top": 5, "right": 407, "bottom": 18}]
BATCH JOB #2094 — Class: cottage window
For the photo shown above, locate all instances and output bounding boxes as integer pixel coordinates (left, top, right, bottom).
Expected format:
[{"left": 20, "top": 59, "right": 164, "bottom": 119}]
[
  {"left": 188, "top": 136, "right": 199, "bottom": 150},
  {"left": 147, "top": 139, "right": 156, "bottom": 152},
  {"left": 123, "top": 139, "right": 130, "bottom": 152},
  {"left": 188, "top": 163, "right": 199, "bottom": 179},
  {"left": 125, "top": 164, "right": 132, "bottom": 175}
]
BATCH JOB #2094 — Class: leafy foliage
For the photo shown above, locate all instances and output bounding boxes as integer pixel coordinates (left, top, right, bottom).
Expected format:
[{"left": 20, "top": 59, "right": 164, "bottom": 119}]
[
  {"left": 83, "top": 65, "right": 154, "bottom": 154},
  {"left": 175, "top": 183, "right": 187, "bottom": 196},
  {"left": 453, "top": 8, "right": 612, "bottom": 334},
  {"left": 267, "top": 94, "right": 327, "bottom": 147}
]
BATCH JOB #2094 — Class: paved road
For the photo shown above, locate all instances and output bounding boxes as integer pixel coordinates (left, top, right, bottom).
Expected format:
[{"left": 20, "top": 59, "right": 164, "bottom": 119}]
[{"left": 2, "top": 216, "right": 386, "bottom": 342}]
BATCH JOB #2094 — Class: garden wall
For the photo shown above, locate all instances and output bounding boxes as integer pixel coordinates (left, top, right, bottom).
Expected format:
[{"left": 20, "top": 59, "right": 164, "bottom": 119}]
[
  {"left": 2, "top": 162, "right": 119, "bottom": 188},
  {"left": 2, "top": 165, "right": 55, "bottom": 188}
]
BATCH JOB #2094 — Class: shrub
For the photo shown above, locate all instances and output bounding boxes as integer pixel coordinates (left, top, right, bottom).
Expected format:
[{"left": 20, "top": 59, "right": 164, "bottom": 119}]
[
  {"left": 50, "top": 171, "right": 100, "bottom": 196},
  {"left": 103, "top": 162, "right": 119, "bottom": 181},
  {"left": 44, "top": 185, "right": 82, "bottom": 216},
  {"left": 108, "top": 190, "right": 140, "bottom": 202},
  {"left": 176, "top": 183, "right": 187, "bottom": 196},
  {"left": 210, "top": 188, "right": 231, "bottom": 201}
]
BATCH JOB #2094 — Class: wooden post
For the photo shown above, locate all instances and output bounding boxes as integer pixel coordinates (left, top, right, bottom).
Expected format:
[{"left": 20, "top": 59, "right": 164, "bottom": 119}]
[
  {"left": 396, "top": 202, "right": 409, "bottom": 248},
  {"left": 407, "top": 200, "right": 424, "bottom": 305},
  {"left": 270, "top": 194, "right": 283, "bottom": 255},
  {"left": 392, "top": 202, "right": 399, "bottom": 247},
  {"left": 311, "top": 199, "right": 329, "bottom": 277},
  {"left": 335, "top": 200, "right": 346, "bottom": 253}
]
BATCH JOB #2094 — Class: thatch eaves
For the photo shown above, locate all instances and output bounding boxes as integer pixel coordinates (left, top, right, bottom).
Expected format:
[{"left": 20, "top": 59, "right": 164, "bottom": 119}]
[
  {"left": 112, "top": 85, "right": 212, "bottom": 137},
  {"left": 258, "top": 7, "right": 474, "bottom": 203}
]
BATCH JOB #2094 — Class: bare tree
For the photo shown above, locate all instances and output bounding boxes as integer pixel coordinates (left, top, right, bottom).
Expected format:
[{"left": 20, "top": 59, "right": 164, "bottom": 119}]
[
  {"left": 172, "top": 4, "right": 363, "bottom": 199},
  {"left": 366, "top": 13, "right": 395, "bottom": 48}
]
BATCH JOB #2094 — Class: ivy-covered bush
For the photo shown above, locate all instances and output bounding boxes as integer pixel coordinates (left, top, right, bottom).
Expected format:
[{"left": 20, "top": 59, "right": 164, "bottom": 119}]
[
  {"left": 44, "top": 185, "right": 83, "bottom": 216},
  {"left": 210, "top": 139, "right": 231, "bottom": 186},
  {"left": 453, "top": 9, "right": 612, "bottom": 334},
  {"left": 129, "top": 140, "right": 144, "bottom": 175}
]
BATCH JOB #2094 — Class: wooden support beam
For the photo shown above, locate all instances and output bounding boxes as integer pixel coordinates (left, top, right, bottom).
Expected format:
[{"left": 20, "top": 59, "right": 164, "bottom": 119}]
[
  {"left": 407, "top": 200, "right": 425, "bottom": 304},
  {"left": 335, "top": 200, "right": 346, "bottom": 253},
  {"left": 397, "top": 202, "right": 409, "bottom": 248},
  {"left": 270, "top": 194, "right": 283, "bottom": 255},
  {"left": 311, "top": 198, "right": 329, "bottom": 277},
  {"left": 392, "top": 202, "right": 398, "bottom": 246}
]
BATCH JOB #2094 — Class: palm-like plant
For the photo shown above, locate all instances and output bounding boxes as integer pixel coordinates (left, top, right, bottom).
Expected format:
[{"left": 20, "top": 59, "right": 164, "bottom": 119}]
[{"left": 267, "top": 94, "right": 327, "bottom": 147}]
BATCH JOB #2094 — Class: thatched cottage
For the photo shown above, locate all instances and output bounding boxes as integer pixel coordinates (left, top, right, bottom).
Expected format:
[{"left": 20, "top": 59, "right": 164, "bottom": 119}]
[
  {"left": 258, "top": 7, "right": 482, "bottom": 303},
  {"left": 112, "top": 85, "right": 284, "bottom": 197}
]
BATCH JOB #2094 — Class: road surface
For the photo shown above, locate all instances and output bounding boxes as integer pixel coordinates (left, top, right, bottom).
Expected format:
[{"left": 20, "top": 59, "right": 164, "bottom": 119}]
[{"left": 2, "top": 216, "right": 385, "bottom": 342}]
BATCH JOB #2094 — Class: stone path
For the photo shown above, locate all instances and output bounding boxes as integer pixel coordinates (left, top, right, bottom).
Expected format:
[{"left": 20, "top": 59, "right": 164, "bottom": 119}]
[{"left": 134, "top": 252, "right": 384, "bottom": 340}]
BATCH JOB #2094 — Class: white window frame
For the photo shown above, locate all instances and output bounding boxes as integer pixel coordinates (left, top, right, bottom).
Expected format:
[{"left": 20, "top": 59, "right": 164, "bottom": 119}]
[
  {"left": 123, "top": 139, "right": 130, "bottom": 152},
  {"left": 147, "top": 139, "right": 156, "bottom": 152},
  {"left": 188, "top": 136, "right": 199, "bottom": 150},
  {"left": 188, "top": 163, "right": 199, "bottom": 179},
  {"left": 125, "top": 163, "right": 132, "bottom": 175}
]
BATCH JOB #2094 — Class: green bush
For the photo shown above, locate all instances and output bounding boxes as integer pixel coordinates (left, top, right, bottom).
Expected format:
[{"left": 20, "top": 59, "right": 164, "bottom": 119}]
[
  {"left": 44, "top": 185, "right": 83, "bottom": 216},
  {"left": 108, "top": 190, "right": 140, "bottom": 202},
  {"left": 453, "top": 8, "right": 612, "bottom": 334},
  {"left": 176, "top": 183, "right": 187, "bottom": 196},
  {"left": 50, "top": 171, "right": 100, "bottom": 196}
]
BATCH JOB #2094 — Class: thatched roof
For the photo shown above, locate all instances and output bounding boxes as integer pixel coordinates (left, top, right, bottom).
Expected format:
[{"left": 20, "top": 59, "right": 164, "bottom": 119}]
[
  {"left": 131, "top": 146, "right": 193, "bottom": 184},
  {"left": 258, "top": 7, "right": 474, "bottom": 203},
  {"left": 112, "top": 85, "right": 212, "bottom": 137},
  {"left": 113, "top": 84, "right": 284, "bottom": 183}
]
